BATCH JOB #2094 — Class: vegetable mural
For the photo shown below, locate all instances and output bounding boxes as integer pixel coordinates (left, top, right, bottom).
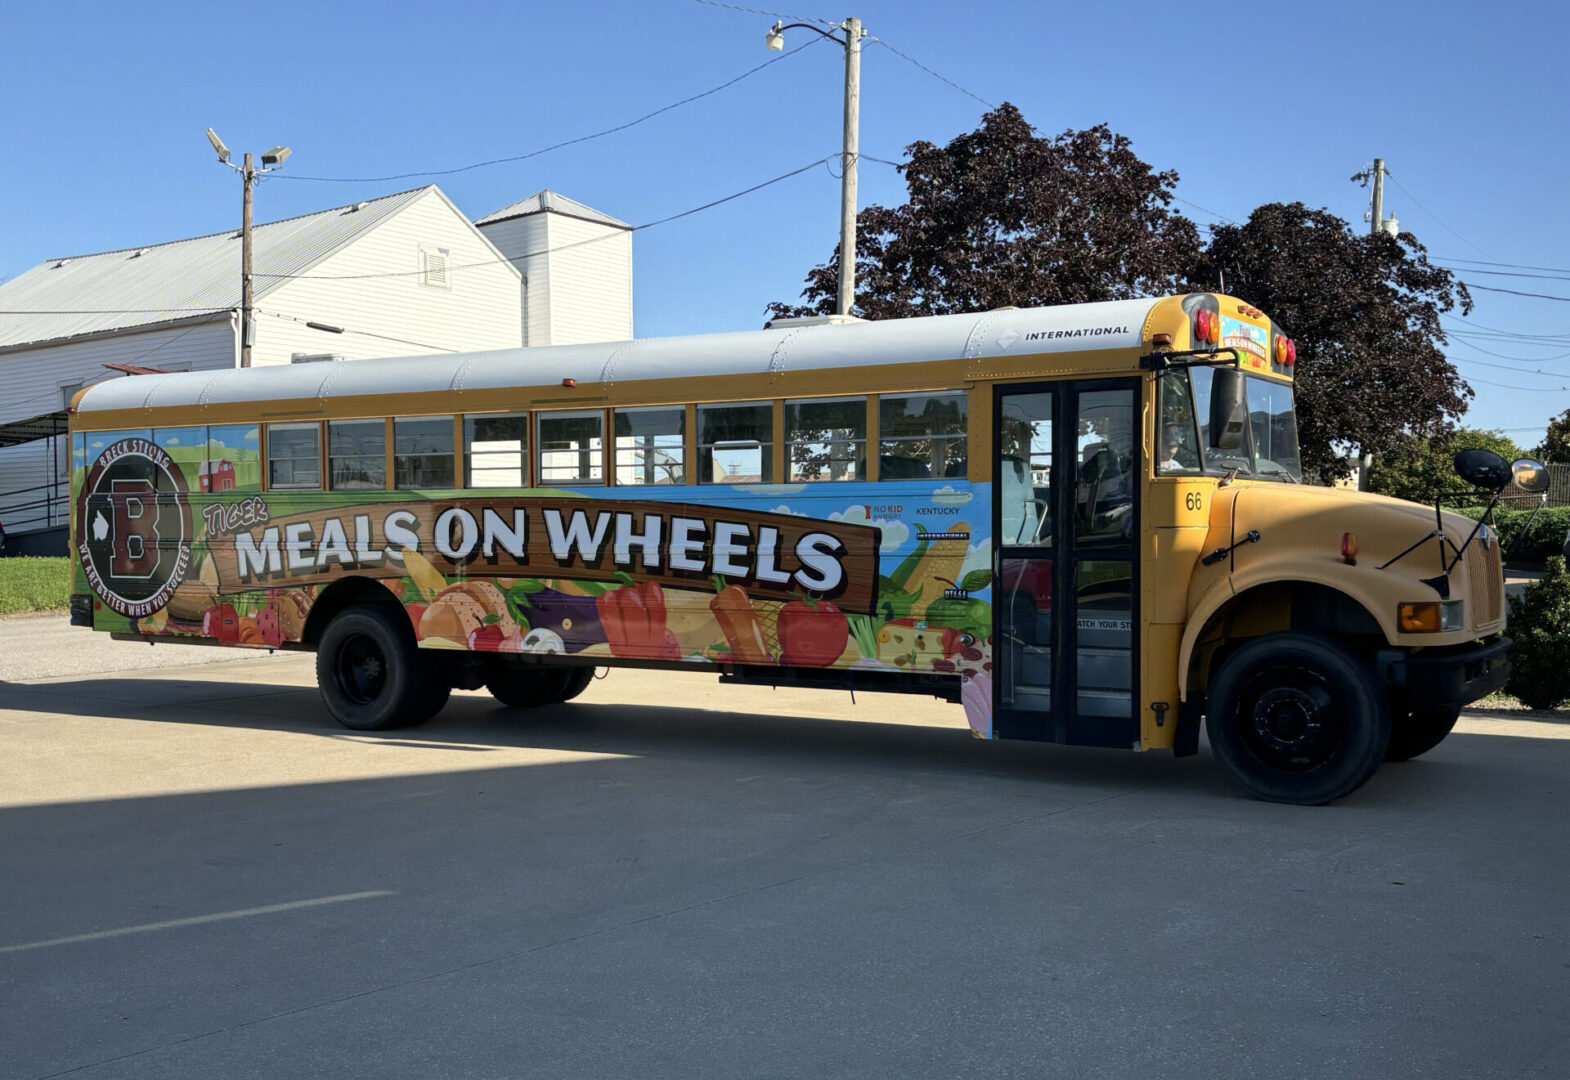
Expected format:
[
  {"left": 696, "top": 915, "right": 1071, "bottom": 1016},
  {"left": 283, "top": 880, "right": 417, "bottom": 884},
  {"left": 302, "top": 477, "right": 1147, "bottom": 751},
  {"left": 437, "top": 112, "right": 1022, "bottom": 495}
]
[{"left": 72, "top": 440, "right": 997, "bottom": 734}]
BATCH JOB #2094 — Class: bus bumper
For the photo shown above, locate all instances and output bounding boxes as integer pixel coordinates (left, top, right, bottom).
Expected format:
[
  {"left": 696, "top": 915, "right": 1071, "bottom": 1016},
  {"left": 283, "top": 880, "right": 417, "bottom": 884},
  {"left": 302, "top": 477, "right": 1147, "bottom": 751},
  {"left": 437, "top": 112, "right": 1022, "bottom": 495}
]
[{"left": 1378, "top": 636, "right": 1512, "bottom": 712}]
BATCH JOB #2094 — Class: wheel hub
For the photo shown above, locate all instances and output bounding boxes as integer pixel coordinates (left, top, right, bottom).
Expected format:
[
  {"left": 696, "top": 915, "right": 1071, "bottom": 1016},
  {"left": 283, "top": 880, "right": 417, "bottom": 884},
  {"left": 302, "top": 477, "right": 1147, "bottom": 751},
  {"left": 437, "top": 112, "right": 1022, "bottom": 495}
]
[{"left": 1244, "top": 679, "right": 1337, "bottom": 766}]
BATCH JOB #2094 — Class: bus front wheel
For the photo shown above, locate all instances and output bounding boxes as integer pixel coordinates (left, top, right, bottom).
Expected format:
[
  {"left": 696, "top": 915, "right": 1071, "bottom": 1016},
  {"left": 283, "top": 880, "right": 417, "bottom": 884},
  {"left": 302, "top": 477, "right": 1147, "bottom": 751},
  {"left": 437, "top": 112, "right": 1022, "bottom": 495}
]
[
  {"left": 1385, "top": 708, "right": 1460, "bottom": 762},
  {"left": 1206, "top": 632, "right": 1390, "bottom": 805},
  {"left": 486, "top": 665, "right": 595, "bottom": 708},
  {"left": 316, "top": 604, "right": 449, "bottom": 730}
]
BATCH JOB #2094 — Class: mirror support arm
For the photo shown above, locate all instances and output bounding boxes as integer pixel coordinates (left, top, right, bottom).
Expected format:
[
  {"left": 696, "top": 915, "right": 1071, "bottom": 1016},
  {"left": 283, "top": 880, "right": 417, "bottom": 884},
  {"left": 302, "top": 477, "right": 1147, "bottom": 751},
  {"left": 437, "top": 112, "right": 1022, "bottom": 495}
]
[{"left": 1139, "top": 347, "right": 1243, "bottom": 371}]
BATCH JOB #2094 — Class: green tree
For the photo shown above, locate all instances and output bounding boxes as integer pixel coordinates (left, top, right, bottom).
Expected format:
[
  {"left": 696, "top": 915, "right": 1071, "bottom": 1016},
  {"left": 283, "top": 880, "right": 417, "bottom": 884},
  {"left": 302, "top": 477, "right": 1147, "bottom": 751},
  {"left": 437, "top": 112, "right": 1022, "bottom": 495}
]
[
  {"left": 769, "top": 104, "right": 1201, "bottom": 320},
  {"left": 1192, "top": 204, "right": 1473, "bottom": 482},
  {"left": 1368, "top": 428, "right": 1524, "bottom": 505},
  {"left": 1536, "top": 408, "right": 1570, "bottom": 463}
]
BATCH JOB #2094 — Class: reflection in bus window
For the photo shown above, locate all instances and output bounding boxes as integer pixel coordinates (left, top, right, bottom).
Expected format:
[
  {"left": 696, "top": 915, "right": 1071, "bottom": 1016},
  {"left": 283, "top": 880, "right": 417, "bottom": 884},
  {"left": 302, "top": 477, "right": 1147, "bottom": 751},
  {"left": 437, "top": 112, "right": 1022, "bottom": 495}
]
[
  {"left": 329, "top": 419, "right": 386, "bottom": 491},
  {"left": 394, "top": 416, "right": 454, "bottom": 489},
  {"left": 538, "top": 411, "right": 604, "bottom": 485},
  {"left": 614, "top": 406, "right": 685, "bottom": 486},
  {"left": 1246, "top": 377, "right": 1302, "bottom": 482},
  {"left": 464, "top": 413, "right": 528, "bottom": 488},
  {"left": 1156, "top": 372, "right": 1201, "bottom": 475},
  {"left": 878, "top": 392, "right": 967, "bottom": 479},
  {"left": 699, "top": 402, "right": 772, "bottom": 484},
  {"left": 999, "top": 392, "right": 1052, "bottom": 547},
  {"left": 786, "top": 397, "right": 865, "bottom": 482},
  {"left": 1075, "top": 390, "right": 1134, "bottom": 542}
]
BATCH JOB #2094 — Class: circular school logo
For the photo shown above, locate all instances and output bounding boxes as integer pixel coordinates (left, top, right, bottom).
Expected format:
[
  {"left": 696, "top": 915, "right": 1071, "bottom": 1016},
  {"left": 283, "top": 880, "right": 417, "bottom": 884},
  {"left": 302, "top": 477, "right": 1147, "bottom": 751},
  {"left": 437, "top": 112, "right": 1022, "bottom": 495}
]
[{"left": 77, "top": 437, "right": 193, "bottom": 618}]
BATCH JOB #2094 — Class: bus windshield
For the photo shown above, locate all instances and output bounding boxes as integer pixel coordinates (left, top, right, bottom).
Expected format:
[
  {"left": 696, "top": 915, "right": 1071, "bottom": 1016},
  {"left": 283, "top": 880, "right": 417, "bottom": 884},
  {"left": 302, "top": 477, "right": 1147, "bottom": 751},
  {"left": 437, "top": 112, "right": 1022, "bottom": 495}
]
[{"left": 1161, "top": 368, "right": 1302, "bottom": 483}]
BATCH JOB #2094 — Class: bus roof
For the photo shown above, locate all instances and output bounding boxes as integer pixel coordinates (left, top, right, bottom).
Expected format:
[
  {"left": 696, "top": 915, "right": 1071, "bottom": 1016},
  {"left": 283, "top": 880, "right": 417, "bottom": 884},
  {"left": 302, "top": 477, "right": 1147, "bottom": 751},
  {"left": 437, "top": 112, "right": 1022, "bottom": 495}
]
[{"left": 75, "top": 296, "right": 1163, "bottom": 415}]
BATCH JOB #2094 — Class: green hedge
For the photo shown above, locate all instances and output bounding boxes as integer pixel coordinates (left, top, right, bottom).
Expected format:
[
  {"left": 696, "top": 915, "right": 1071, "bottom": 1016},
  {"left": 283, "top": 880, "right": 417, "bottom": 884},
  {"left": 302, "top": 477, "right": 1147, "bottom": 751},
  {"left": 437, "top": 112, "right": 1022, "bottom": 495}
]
[
  {"left": 1456, "top": 505, "right": 1570, "bottom": 564},
  {"left": 1505, "top": 557, "right": 1570, "bottom": 710},
  {"left": 0, "top": 557, "right": 70, "bottom": 616}
]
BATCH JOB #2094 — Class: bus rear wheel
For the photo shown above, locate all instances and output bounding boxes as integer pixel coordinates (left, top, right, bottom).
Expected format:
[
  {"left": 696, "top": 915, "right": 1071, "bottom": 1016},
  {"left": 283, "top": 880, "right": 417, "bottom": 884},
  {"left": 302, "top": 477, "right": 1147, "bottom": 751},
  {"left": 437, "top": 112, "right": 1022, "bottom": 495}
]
[
  {"left": 1385, "top": 707, "right": 1460, "bottom": 762},
  {"left": 1205, "top": 632, "right": 1390, "bottom": 805},
  {"left": 316, "top": 604, "right": 448, "bottom": 730},
  {"left": 486, "top": 665, "right": 595, "bottom": 708}
]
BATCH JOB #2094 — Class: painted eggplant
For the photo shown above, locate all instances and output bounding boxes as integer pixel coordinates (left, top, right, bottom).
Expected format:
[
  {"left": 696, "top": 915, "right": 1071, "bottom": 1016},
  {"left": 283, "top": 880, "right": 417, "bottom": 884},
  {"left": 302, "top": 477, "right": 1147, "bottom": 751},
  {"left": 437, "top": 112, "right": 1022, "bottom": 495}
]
[{"left": 513, "top": 586, "right": 607, "bottom": 653}]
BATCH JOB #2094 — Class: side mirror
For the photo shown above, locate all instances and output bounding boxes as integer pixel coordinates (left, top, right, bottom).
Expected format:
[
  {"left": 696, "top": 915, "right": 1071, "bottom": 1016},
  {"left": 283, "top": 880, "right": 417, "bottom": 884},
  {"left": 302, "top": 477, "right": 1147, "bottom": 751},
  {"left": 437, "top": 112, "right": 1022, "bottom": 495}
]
[
  {"left": 1453, "top": 448, "right": 1512, "bottom": 492},
  {"left": 1208, "top": 366, "right": 1248, "bottom": 450},
  {"left": 1511, "top": 457, "right": 1551, "bottom": 494}
]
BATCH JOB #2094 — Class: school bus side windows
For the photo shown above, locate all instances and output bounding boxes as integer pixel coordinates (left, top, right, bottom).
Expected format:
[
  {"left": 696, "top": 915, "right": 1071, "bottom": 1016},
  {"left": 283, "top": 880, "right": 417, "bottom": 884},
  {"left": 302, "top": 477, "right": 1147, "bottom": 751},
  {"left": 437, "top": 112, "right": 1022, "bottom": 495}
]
[
  {"left": 393, "top": 416, "right": 454, "bottom": 489},
  {"left": 879, "top": 392, "right": 967, "bottom": 479},
  {"left": 329, "top": 420, "right": 386, "bottom": 491},
  {"left": 785, "top": 396, "right": 865, "bottom": 482},
  {"left": 538, "top": 410, "right": 605, "bottom": 485},
  {"left": 266, "top": 422, "right": 321, "bottom": 491},
  {"left": 614, "top": 406, "right": 685, "bottom": 485},
  {"left": 698, "top": 402, "right": 773, "bottom": 484},
  {"left": 464, "top": 413, "right": 529, "bottom": 488}
]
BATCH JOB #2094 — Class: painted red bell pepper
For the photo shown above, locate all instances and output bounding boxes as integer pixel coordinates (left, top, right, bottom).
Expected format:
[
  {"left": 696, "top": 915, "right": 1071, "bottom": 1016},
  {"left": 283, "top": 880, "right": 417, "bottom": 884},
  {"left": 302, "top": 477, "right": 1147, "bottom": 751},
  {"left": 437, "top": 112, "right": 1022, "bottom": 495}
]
[{"left": 596, "top": 580, "right": 681, "bottom": 660}]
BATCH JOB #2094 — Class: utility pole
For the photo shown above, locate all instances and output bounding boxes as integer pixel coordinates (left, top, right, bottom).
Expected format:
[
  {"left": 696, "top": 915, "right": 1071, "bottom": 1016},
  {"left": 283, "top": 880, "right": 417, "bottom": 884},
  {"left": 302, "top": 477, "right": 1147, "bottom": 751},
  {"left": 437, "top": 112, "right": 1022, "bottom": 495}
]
[
  {"left": 205, "top": 130, "right": 291, "bottom": 368},
  {"left": 837, "top": 16, "right": 862, "bottom": 318},
  {"left": 1369, "top": 157, "right": 1385, "bottom": 238},
  {"left": 240, "top": 152, "right": 255, "bottom": 368},
  {"left": 1349, "top": 157, "right": 1397, "bottom": 489},
  {"left": 766, "top": 16, "right": 866, "bottom": 318}
]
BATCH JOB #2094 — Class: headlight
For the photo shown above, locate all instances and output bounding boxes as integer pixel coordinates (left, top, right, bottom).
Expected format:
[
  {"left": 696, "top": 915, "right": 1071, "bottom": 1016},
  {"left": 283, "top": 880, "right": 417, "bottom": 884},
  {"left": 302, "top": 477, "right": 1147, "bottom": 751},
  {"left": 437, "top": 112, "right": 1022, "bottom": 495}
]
[{"left": 1397, "top": 600, "right": 1465, "bottom": 633}]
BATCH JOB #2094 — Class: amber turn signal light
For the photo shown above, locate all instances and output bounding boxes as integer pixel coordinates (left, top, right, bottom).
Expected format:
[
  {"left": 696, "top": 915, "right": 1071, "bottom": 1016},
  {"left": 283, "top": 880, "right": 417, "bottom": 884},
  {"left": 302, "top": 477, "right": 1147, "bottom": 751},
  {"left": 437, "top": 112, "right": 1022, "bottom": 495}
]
[
  {"left": 1341, "top": 532, "right": 1357, "bottom": 564},
  {"left": 1397, "top": 600, "right": 1463, "bottom": 633}
]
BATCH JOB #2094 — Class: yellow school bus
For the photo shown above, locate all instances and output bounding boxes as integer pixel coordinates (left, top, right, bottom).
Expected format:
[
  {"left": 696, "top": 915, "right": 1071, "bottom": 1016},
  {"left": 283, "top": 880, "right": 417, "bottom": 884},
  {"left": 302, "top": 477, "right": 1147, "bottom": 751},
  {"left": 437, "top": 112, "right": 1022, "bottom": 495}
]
[{"left": 67, "top": 293, "right": 1537, "bottom": 804}]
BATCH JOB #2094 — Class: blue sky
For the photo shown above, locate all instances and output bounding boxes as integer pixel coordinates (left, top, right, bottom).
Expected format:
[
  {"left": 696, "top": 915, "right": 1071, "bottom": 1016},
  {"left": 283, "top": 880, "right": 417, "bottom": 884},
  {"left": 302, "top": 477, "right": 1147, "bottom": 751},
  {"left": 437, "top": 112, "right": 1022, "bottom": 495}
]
[{"left": 3, "top": 0, "right": 1567, "bottom": 448}]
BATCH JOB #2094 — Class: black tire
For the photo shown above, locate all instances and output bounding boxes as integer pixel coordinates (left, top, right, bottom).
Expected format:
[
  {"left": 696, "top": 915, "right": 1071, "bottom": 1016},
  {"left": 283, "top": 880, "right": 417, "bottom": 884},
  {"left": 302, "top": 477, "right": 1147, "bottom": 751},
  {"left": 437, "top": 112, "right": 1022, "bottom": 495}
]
[
  {"left": 1385, "top": 708, "right": 1460, "bottom": 762},
  {"left": 316, "top": 604, "right": 442, "bottom": 731},
  {"left": 1206, "top": 632, "right": 1391, "bottom": 805},
  {"left": 486, "top": 665, "right": 595, "bottom": 708}
]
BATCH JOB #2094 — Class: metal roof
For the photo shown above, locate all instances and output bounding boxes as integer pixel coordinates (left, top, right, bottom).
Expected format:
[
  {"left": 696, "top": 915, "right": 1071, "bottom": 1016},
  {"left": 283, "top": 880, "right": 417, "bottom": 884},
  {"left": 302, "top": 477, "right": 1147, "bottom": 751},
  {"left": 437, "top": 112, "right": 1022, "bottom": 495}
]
[
  {"left": 0, "top": 187, "right": 433, "bottom": 351},
  {"left": 473, "top": 190, "right": 631, "bottom": 230},
  {"left": 76, "top": 299, "right": 1161, "bottom": 415}
]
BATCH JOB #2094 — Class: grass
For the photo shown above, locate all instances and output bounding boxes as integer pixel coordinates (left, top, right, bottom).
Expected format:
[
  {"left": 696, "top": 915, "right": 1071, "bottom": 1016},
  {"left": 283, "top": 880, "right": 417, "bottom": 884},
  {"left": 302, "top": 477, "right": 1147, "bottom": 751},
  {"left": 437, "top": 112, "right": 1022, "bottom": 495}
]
[{"left": 0, "top": 557, "right": 70, "bottom": 616}]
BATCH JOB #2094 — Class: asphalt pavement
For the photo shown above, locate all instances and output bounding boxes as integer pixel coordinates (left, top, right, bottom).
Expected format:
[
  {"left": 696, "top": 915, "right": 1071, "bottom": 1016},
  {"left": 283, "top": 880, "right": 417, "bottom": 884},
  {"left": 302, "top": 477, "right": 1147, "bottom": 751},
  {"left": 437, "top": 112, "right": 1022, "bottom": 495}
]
[{"left": 1, "top": 614, "right": 1566, "bottom": 1079}]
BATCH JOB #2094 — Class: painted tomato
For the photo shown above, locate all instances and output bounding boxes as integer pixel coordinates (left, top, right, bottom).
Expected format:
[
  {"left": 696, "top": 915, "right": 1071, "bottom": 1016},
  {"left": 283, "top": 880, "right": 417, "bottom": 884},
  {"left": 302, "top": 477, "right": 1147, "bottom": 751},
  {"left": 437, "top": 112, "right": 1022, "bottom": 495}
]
[{"left": 777, "top": 599, "right": 848, "bottom": 668}]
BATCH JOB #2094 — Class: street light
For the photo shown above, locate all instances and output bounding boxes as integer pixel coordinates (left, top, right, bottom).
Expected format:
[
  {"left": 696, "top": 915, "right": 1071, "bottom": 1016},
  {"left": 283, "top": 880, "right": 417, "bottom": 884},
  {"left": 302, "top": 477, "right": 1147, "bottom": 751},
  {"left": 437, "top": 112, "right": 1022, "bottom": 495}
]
[
  {"left": 206, "top": 129, "right": 292, "bottom": 368},
  {"left": 765, "top": 17, "right": 865, "bottom": 318}
]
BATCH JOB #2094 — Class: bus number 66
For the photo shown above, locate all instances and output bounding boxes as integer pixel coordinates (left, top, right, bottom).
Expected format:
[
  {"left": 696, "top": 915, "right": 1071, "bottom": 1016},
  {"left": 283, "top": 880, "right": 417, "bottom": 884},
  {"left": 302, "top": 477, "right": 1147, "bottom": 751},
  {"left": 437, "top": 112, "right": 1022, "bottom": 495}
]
[{"left": 1185, "top": 492, "right": 1204, "bottom": 512}]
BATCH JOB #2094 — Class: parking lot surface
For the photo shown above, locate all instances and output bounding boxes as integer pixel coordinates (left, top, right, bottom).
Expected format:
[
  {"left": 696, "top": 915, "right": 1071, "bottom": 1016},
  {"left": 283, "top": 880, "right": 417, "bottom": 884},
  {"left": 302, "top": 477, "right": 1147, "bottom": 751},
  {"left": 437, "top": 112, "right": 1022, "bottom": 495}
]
[{"left": 1, "top": 614, "right": 1567, "bottom": 1079}]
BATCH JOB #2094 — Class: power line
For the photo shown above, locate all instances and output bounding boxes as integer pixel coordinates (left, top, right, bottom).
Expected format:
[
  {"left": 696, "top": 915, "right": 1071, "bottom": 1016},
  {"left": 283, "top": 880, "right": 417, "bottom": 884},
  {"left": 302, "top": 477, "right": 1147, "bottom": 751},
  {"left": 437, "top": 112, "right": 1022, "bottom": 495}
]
[
  {"left": 272, "top": 36, "right": 825, "bottom": 184},
  {"left": 1384, "top": 172, "right": 1493, "bottom": 258},
  {"left": 867, "top": 38, "right": 996, "bottom": 110},
  {"left": 1466, "top": 374, "right": 1570, "bottom": 391},
  {"left": 1461, "top": 281, "right": 1570, "bottom": 303},
  {"left": 254, "top": 310, "right": 457, "bottom": 354},
  {"left": 1438, "top": 256, "right": 1570, "bottom": 275},
  {"left": 1438, "top": 265, "right": 1570, "bottom": 283},
  {"left": 689, "top": 0, "right": 834, "bottom": 24},
  {"left": 255, "top": 155, "right": 838, "bottom": 282}
]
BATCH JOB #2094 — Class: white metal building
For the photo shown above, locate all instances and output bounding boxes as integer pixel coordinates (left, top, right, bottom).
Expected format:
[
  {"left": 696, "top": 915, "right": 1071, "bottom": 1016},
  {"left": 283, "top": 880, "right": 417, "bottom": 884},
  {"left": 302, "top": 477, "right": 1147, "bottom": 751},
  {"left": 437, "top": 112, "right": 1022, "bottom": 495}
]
[
  {"left": 474, "top": 190, "right": 633, "bottom": 348},
  {"left": 0, "top": 184, "right": 634, "bottom": 551}
]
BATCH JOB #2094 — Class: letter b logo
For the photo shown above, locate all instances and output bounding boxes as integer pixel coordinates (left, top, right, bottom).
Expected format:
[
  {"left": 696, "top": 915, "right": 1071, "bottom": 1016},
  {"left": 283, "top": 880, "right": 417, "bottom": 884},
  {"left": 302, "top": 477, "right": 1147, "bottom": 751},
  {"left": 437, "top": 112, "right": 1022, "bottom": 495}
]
[{"left": 109, "top": 478, "right": 159, "bottom": 579}]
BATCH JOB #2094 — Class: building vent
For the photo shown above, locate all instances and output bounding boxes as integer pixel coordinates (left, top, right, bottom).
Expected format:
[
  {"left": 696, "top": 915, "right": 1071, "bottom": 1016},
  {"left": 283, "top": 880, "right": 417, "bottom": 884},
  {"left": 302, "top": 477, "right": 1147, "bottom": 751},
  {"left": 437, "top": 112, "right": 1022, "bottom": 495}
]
[
  {"left": 421, "top": 246, "right": 451, "bottom": 290},
  {"left": 291, "top": 352, "right": 344, "bottom": 364}
]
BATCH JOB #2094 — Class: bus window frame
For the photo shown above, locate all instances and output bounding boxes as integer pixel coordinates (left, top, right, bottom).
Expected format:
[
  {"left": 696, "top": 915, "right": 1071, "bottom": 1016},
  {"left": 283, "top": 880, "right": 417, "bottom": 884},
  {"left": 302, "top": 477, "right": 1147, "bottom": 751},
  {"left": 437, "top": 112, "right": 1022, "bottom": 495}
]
[{"left": 537, "top": 408, "right": 606, "bottom": 487}]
